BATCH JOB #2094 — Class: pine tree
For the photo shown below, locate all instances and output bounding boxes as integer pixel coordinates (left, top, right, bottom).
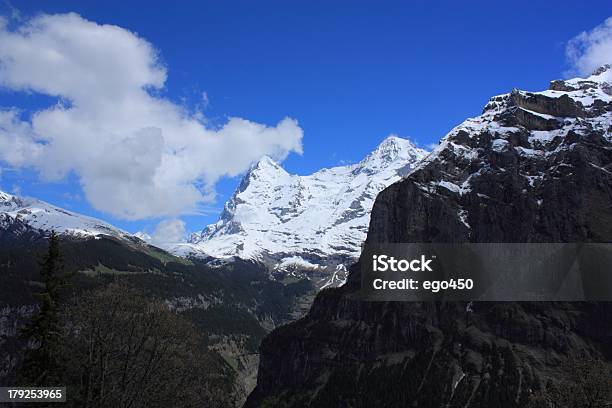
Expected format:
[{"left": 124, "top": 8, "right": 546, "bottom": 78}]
[{"left": 19, "top": 231, "right": 70, "bottom": 386}]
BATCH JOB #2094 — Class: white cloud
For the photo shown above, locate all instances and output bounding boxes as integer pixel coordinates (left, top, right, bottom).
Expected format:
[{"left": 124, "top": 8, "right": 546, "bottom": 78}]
[
  {"left": 0, "top": 109, "right": 43, "bottom": 167},
  {"left": 0, "top": 13, "right": 303, "bottom": 220},
  {"left": 566, "top": 17, "right": 612, "bottom": 79},
  {"left": 150, "top": 219, "right": 187, "bottom": 246},
  {"left": 201, "top": 91, "right": 210, "bottom": 109}
]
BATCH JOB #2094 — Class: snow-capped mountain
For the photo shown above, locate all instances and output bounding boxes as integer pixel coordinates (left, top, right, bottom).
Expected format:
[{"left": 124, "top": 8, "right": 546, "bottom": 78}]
[
  {"left": 0, "top": 190, "right": 132, "bottom": 241},
  {"left": 170, "top": 136, "right": 428, "bottom": 287},
  {"left": 405, "top": 64, "right": 612, "bottom": 224}
]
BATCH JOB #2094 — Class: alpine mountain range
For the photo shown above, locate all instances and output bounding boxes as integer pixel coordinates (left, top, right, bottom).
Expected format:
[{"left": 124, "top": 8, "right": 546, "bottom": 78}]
[
  {"left": 1, "top": 136, "right": 428, "bottom": 289},
  {"left": 2, "top": 66, "right": 611, "bottom": 407}
]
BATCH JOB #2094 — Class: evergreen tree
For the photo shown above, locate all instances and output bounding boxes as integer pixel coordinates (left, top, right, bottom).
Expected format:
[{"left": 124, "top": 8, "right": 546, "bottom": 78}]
[{"left": 19, "top": 231, "right": 70, "bottom": 386}]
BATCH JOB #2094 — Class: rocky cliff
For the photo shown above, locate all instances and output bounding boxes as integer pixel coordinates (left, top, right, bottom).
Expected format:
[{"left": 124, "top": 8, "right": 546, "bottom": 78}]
[{"left": 245, "top": 67, "right": 612, "bottom": 407}]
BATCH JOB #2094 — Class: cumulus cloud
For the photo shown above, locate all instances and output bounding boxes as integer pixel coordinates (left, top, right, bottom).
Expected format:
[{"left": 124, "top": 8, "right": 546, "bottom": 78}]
[
  {"left": 0, "top": 13, "right": 303, "bottom": 220},
  {"left": 566, "top": 17, "right": 612, "bottom": 79},
  {"left": 150, "top": 219, "right": 187, "bottom": 246}
]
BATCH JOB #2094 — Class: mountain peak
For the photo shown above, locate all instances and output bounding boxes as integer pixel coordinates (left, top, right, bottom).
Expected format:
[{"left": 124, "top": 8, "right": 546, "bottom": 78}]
[
  {"left": 0, "top": 188, "right": 132, "bottom": 240},
  {"left": 255, "top": 155, "right": 280, "bottom": 168},
  {"left": 378, "top": 134, "right": 404, "bottom": 146},
  {"left": 548, "top": 64, "right": 612, "bottom": 94},
  {"left": 359, "top": 136, "right": 426, "bottom": 170},
  {"left": 376, "top": 135, "right": 414, "bottom": 150},
  {"left": 239, "top": 156, "right": 289, "bottom": 191},
  {"left": 182, "top": 135, "right": 428, "bottom": 281},
  {"left": 591, "top": 64, "right": 611, "bottom": 78},
  {"left": 0, "top": 190, "right": 20, "bottom": 210},
  {"left": 0, "top": 190, "right": 14, "bottom": 202},
  {"left": 248, "top": 155, "right": 286, "bottom": 175}
]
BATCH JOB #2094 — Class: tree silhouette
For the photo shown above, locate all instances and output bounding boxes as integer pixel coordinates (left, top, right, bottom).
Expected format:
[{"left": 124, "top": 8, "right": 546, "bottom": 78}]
[{"left": 19, "top": 231, "right": 71, "bottom": 386}]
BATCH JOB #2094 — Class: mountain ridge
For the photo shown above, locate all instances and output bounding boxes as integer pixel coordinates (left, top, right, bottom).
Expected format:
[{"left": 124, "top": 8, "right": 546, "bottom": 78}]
[
  {"left": 246, "top": 66, "right": 612, "bottom": 407},
  {"left": 170, "top": 136, "right": 428, "bottom": 288},
  {"left": 0, "top": 190, "right": 134, "bottom": 242}
]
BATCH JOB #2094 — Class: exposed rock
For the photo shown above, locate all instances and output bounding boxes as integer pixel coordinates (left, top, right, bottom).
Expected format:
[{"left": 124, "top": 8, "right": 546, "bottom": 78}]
[
  {"left": 246, "top": 69, "right": 612, "bottom": 407},
  {"left": 510, "top": 90, "right": 586, "bottom": 118}
]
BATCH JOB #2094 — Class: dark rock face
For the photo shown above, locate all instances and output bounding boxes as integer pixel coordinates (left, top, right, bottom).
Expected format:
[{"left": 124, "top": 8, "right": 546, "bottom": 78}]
[
  {"left": 0, "top": 215, "right": 46, "bottom": 248},
  {"left": 510, "top": 90, "right": 586, "bottom": 118},
  {"left": 246, "top": 69, "right": 612, "bottom": 407}
]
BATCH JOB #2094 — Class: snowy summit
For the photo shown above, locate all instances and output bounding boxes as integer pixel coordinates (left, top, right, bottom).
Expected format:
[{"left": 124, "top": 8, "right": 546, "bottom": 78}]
[
  {"left": 168, "top": 136, "right": 428, "bottom": 287},
  {"left": 0, "top": 190, "right": 132, "bottom": 241}
]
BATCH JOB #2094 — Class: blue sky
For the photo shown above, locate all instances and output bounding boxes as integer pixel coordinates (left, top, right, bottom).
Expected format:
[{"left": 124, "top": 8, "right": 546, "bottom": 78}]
[{"left": 1, "top": 0, "right": 611, "bottom": 239}]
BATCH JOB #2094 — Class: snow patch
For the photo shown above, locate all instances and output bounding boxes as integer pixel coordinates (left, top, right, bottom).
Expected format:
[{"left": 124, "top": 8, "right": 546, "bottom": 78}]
[{"left": 277, "top": 256, "right": 321, "bottom": 270}]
